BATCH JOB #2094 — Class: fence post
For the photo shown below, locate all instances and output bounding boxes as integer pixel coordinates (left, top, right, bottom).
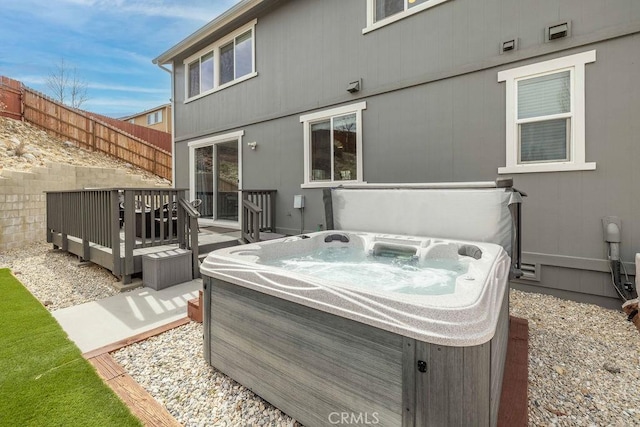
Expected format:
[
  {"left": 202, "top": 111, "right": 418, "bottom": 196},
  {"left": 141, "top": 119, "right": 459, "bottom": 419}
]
[
  {"left": 90, "top": 118, "right": 96, "bottom": 151},
  {"left": 153, "top": 149, "right": 157, "bottom": 176},
  {"left": 20, "top": 84, "right": 24, "bottom": 121}
]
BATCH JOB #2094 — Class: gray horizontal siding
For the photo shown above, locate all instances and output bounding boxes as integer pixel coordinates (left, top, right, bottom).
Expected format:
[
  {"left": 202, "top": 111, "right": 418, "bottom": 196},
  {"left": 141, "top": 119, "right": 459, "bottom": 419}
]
[{"left": 172, "top": 0, "right": 640, "bottom": 305}]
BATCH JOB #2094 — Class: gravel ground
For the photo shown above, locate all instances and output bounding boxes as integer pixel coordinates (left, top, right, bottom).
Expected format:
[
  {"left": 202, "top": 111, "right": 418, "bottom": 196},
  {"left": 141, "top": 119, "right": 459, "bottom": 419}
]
[
  {"left": 3, "top": 243, "right": 640, "bottom": 426},
  {"left": 0, "top": 241, "right": 120, "bottom": 311},
  {"left": 114, "top": 290, "right": 640, "bottom": 427},
  {"left": 510, "top": 290, "right": 640, "bottom": 426},
  {"left": 113, "top": 323, "right": 300, "bottom": 427}
]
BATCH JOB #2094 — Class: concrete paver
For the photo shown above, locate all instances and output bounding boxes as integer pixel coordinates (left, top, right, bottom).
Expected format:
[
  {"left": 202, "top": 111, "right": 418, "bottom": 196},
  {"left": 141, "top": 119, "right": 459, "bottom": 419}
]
[{"left": 53, "top": 279, "right": 201, "bottom": 353}]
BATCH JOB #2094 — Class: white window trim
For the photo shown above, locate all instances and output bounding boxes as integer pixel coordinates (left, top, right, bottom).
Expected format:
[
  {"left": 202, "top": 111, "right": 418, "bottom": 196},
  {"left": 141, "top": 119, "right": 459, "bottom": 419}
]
[
  {"left": 300, "top": 102, "right": 367, "bottom": 189},
  {"left": 147, "top": 111, "right": 163, "bottom": 125},
  {"left": 188, "top": 130, "right": 244, "bottom": 229},
  {"left": 183, "top": 19, "right": 257, "bottom": 103},
  {"left": 497, "top": 50, "right": 596, "bottom": 174},
  {"left": 363, "top": 0, "right": 452, "bottom": 34}
]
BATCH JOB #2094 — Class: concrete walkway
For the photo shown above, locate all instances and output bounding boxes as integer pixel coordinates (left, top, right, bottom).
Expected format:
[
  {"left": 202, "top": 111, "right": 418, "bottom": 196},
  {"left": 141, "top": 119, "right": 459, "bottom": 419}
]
[{"left": 53, "top": 279, "right": 201, "bottom": 353}]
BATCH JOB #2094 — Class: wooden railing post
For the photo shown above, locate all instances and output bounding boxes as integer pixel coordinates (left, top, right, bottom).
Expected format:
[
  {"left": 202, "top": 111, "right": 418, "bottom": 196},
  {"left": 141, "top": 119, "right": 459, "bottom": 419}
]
[
  {"left": 270, "top": 190, "right": 276, "bottom": 232},
  {"left": 241, "top": 190, "right": 277, "bottom": 242},
  {"left": 123, "top": 189, "right": 135, "bottom": 284},
  {"left": 110, "top": 190, "right": 122, "bottom": 278},
  {"left": 191, "top": 216, "right": 200, "bottom": 279},
  {"left": 80, "top": 192, "right": 90, "bottom": 261}
]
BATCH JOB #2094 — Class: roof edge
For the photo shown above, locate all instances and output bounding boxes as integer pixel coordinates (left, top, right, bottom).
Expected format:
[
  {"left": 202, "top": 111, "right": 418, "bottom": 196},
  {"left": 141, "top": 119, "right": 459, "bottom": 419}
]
[
  {"left": 118, "top": 103, "right": 171, "bottom": 120},
  {"left": 153, "top": 0, "right": 263, "bottom": 65}
]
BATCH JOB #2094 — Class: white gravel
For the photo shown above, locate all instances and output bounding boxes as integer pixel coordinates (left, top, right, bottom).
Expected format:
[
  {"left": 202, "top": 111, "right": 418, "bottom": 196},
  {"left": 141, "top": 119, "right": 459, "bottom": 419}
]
[
  {"left": 3, "top": 242, "right": 640, "bottom": 426},
  {"left": 510, "top": 290, "right": 640, "bottom": 426},
  {"left": 113, "top": 322, "right": 300, "bottom": 427},
  {"left": 0, "top": 240, "right": 120, "bottom": 310}
]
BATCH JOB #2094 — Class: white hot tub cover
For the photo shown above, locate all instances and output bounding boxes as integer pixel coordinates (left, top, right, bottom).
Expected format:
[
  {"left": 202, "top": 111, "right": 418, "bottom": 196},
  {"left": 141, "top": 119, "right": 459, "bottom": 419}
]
[{"left": 326, "top": 180, "right": 523, "bottom": 261}]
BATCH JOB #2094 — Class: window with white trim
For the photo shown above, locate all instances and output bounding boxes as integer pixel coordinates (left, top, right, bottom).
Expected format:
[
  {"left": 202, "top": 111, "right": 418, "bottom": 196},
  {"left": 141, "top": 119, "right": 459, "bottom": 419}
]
[
  {"left": 147, "top": 110, "right": 162, "bottom": 125},
  {"left": 364, "top": 0, "right": 452, "bottom": 33},
  {"left": 184, "top": 20, "right": 256, "bottom": 101},
  {"left": 300, "top": 102, "right": 366, "bottom": 187},
  {"left": 498, "top": 50, "right": 597, "bottom": 174}
]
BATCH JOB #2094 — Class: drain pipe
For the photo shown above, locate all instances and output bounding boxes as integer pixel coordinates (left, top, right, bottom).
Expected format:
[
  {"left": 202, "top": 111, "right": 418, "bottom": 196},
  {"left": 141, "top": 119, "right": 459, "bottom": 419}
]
[
  {"left": 156, "top": 64, "right": 172, "bottom": 74},
  {"left": 603, "top": 217, "right": 635, "bottom": 301},
  {"left": 154, "top": 62, "right": 175, "bottom": 186}
]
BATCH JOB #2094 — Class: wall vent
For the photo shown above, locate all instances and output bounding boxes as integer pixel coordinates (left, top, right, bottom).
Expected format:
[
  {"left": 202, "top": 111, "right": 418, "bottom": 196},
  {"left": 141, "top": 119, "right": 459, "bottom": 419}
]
[
  {"left": 519, "top": 262, "right": 540, "bottom": 282},
  {"left": 500, "top": 39, "right": 518, "bottom": 54},
  {"left": 545, "top": 21, "right": 571, "bottom": 42}
]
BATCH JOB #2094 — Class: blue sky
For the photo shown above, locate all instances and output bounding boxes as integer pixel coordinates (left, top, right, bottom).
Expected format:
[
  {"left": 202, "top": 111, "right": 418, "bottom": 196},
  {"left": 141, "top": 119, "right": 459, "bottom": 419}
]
[{"left": 0, "top": 0, "right": 240, "bottom": 117}]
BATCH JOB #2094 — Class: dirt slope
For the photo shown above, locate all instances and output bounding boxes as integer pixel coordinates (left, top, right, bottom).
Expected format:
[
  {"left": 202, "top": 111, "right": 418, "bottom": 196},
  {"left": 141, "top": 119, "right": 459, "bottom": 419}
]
[{"left": 0, "top": 117, "right": 170, "bottom": 184}]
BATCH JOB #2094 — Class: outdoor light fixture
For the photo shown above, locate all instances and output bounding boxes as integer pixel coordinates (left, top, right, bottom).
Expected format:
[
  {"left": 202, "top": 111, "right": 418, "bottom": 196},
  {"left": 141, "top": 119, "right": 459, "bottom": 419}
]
[{"left": 247, "top": 141, "right": 257, "bottom": 150}]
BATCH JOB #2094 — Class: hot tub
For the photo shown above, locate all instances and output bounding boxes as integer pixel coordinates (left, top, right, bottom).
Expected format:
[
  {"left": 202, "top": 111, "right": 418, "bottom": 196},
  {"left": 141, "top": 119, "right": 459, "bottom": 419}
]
[
  {"left": 202, "top": 180, "right": 524, "bottom": 427},
  {"left": 201, "top": 231, "right": 511, "bottom": 427}
]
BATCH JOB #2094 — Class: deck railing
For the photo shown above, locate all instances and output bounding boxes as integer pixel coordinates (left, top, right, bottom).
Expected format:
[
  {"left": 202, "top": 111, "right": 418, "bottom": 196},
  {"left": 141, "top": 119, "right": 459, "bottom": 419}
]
[
  {"left": 241, "top": 190, "right": 277, "bottom": 243},
  {"left": 46, "top": 188, "right": 199, "bottom": 283}
]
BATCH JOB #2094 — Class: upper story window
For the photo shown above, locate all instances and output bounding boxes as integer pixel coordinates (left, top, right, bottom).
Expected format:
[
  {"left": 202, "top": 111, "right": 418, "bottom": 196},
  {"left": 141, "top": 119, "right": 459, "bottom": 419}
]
[
  {"left": 184, "top": 19, "right": 257, "bottom": 102},
  {"left": 147, "top": 110, "right": 163, "bottom": 125},
  {"left": 300, "top": 102, "right": 366, "bottom": 188},
  {"left": 364, "top": 0, "right": 452, "bottom": 34},
  {"left": 498, "top": 50, "right": 596, "bottom": 174}
]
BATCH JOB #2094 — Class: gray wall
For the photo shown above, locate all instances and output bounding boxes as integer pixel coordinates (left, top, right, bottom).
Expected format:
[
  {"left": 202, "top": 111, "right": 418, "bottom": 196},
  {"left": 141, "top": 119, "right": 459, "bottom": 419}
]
[{"left": 171, "top": 0, "right": 640, "bottom": 307}]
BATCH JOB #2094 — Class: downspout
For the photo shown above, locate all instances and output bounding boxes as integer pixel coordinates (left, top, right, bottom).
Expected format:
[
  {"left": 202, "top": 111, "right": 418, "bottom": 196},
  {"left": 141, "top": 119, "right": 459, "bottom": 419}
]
[
  {"left": 603, "top": 217, "right": 636, "bottom": 301},
  {"left": 155, "top": 62, "right": 176, "bottom": 188}
]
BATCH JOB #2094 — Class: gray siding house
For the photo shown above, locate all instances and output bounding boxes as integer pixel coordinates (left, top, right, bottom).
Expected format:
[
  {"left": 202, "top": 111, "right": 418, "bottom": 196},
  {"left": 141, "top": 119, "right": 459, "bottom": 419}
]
[{"left": 154, "top": 0, "right": 640, "bottom": 309}]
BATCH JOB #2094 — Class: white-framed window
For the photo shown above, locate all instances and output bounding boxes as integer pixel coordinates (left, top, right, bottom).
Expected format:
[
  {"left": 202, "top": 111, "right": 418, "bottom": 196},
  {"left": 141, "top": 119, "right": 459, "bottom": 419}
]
[
  {"left": 184, "top": 19, "right": 257, "bottom": 102},
  {"left": 300, "top": 102, "right": 366, "bottom": 188},
  {"left": 147, "top": 110, "right": 163, "bottom": 125},
  {"left": 497, "top": 50, "right": 596, "bottom": 174},
  {"left": 364, "top": 0, "right": 452, "bottom": 34},
  {"left": 128, "top": 119, "right": 135, "bottom": 124}
]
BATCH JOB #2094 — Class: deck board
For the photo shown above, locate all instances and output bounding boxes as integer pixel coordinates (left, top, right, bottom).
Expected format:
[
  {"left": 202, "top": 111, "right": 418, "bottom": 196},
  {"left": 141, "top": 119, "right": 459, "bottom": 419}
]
[
  {"left": 89, "top": 353, "right": 125, "bottom": 381},
  {"left": 498, "top": 316, "right": 529, "bottom": 427},
  {"left": 82, "top": 317, "right": 191, "bottom": 359},
  {"left": 87, "top": 353, "right": 181, "bottom": 427}
]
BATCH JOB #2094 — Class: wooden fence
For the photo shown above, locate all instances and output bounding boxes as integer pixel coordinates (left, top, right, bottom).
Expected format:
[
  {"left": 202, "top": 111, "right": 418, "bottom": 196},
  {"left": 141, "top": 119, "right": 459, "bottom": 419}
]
[
  {"left": 0, "top": 76, "right": 22, "bottom": 120},
  {"left": 0, "top": 76, "right": 172, "bottom": 181},
  {"left": 89, "top": 112, "right": 172, "bottom": 153}
]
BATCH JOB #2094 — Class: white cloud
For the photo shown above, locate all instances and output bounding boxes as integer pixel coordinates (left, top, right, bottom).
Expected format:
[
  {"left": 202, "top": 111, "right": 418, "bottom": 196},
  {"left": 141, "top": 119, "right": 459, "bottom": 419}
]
[
  {"left": 16, "top": 76, "right": 47, "bottom": 86},
  {"left": 87, "top": 83, "right": 167, "bottom": 94},
  {"left": 84, "top": 96, "right": 168, "bottom": 110},
  {"left": 58, "top": 0, "right": 221, "bottom": 22}
]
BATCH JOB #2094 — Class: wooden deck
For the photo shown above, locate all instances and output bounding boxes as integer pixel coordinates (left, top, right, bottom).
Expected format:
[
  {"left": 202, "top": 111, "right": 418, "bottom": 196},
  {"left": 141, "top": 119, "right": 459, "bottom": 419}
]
[{"left": 50, "top": 227, "right": 242, "bottom": 286}]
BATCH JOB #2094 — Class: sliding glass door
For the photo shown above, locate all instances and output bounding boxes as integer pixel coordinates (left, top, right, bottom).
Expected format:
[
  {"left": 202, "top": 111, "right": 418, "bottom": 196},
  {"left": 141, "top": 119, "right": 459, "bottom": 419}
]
[{"left": 190, "top": 133, "right": 242, "bottom": 227}]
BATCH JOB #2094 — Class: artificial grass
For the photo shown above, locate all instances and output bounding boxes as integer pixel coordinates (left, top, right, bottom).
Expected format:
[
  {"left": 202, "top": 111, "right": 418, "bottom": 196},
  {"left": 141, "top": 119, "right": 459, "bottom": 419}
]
[{"left": 0, "top": 268, "right": 141, "bottom": 427}]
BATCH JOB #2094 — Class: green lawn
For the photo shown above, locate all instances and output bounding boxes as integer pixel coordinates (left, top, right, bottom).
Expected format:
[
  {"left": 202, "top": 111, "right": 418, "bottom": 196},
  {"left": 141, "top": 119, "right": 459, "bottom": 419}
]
[{"left": 0, "top": 268, "right": 141, "bottom": 427}]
